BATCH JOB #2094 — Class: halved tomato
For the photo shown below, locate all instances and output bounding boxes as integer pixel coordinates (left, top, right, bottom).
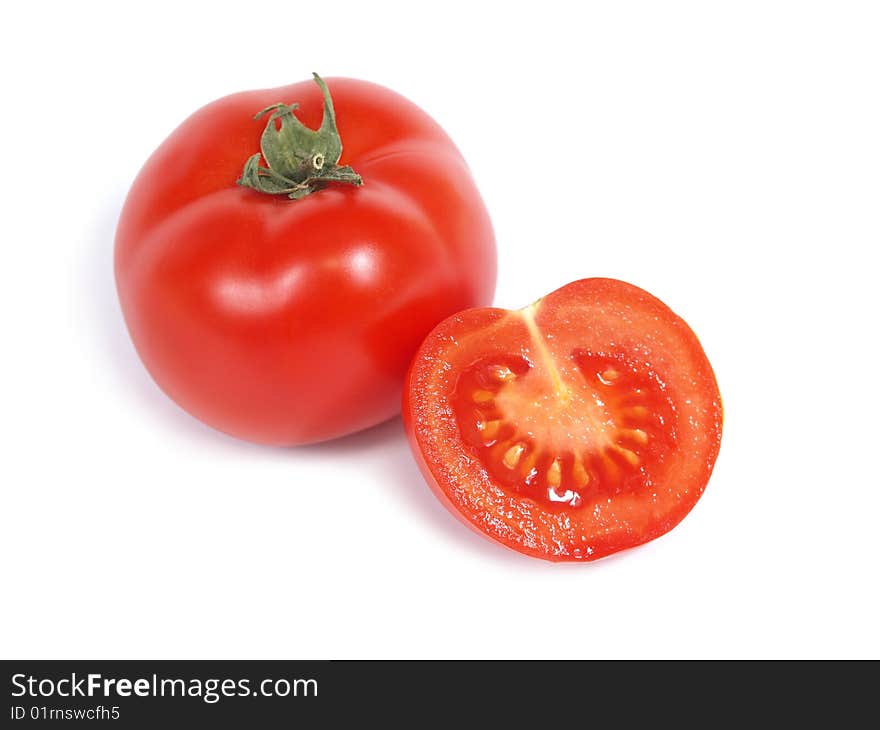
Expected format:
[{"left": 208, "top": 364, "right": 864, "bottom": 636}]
[{"left": 403, "top": 278, "right": 723, "bottom": 561}]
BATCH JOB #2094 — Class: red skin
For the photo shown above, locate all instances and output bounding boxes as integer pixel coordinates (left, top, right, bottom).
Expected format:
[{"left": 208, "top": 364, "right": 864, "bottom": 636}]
[
  {"left": 404, "top": 279, "right": 723, "bottom": 562},
  {"left": 115, "top": 77, "right": 496, "bottom": 445}
]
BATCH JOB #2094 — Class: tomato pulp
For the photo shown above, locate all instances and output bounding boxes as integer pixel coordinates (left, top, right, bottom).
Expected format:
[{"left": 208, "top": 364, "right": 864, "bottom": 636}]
[
  {"left": 404, "top": 279, "right": 722, "bottom": 561},
  {"left": 115, "top": 76, "right": 496, "bottom": 445}
]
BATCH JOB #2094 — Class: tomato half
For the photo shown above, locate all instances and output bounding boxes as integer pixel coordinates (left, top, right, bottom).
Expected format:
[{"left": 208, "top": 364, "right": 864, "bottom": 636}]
[
  {"left": 404, "top": 278, "right": 722, "bottom": 561},
  {"left": 115, "top": 75, "right": 495, "bottom": 445}
]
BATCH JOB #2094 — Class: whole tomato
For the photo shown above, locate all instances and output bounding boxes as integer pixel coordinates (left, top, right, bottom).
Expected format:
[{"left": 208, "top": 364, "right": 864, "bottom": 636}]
[{"left": 115, "top": 75, "right": 496, "bottom": 445}]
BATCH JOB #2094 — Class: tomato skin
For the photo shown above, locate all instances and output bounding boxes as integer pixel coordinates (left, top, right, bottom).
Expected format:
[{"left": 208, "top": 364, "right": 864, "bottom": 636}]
[
  {"left": 115, "top": 77, "right": 496, "bottom": 445},
  {"left": 403, "top": 279, "right": 723, "bottom": 562}
]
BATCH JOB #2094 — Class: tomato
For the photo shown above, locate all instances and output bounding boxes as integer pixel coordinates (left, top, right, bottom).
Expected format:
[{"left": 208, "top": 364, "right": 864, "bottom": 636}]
[
  {"left": 404, "top": 278, "right": 722, "bottom": 561},
  {"left": 115, "top": 74, "right": 496, "bottom": 445}
]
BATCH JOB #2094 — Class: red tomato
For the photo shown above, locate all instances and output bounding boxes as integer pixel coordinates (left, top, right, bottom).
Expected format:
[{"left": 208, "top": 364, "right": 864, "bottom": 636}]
[
  {"left": 404, "top": 279, "right": 722, "bottom": 561},
  {"left": 115, "top": 75, "right": 496, "bottom": 445}
]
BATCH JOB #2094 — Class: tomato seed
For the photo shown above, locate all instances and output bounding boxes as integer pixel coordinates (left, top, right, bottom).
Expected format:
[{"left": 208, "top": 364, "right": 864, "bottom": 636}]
[
  {"left": 502, "top": 443, "right": 525, "bottom": 469},
  {"left": 472, "top": 389, "right": 494, "bottom": 404}
]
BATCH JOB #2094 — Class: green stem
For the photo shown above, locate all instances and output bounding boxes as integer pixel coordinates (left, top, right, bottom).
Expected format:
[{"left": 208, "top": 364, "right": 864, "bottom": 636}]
[{"left": 237, "top": 73, "right": 363, "bottom": 200}]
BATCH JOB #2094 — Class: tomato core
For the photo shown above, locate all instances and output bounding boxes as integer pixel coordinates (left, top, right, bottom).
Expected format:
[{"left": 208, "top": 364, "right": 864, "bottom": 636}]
[{"left": 452, "top": 311, "right": 676, "bottom": 512}]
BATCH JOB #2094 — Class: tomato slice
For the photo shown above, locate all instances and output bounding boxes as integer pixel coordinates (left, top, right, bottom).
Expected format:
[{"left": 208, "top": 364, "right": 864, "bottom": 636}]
[{"left": 403, "top": 278, "right": 723, "bottom": 561}]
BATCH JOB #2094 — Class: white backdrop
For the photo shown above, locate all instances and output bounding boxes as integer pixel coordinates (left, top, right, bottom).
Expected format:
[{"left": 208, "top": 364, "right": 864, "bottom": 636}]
[{"left": 2, "top": 1, "right": 878, "bottom": 658}]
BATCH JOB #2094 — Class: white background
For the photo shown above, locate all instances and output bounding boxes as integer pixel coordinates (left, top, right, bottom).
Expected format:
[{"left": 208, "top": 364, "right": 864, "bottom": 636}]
[{"left": 2, "top": 1, "right": 878, "bottom": 659}]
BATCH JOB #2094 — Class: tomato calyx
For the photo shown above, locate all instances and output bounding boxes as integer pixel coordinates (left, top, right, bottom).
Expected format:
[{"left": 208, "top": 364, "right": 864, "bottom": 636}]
[{"left": 237, "top": 73, "right": 363, "bottom": 200}]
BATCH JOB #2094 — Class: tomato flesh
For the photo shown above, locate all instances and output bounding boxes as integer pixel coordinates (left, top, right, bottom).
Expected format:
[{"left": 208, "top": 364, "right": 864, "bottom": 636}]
[
  {"left": 454, "top": 348, "right": 677, "bottom": 512},
  {"left": 404, "top": 278, "right": 722, "bottom": 562}
]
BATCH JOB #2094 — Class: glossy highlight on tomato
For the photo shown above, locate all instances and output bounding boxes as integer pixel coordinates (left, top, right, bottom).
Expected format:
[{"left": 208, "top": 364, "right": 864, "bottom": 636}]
[
  {"left": 404, "top": 278, "right": 722, "bottom": 562},
  {"left": 115, "top": 76, "right": 496, "bottom": 445}
]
